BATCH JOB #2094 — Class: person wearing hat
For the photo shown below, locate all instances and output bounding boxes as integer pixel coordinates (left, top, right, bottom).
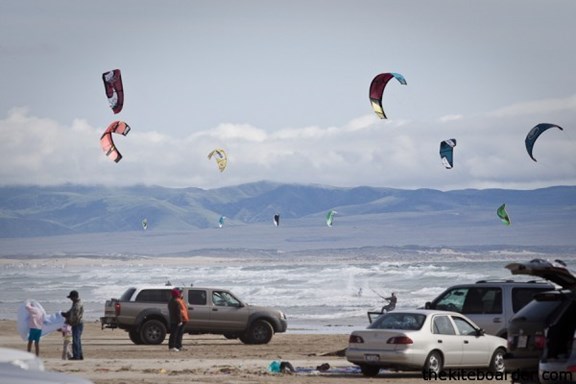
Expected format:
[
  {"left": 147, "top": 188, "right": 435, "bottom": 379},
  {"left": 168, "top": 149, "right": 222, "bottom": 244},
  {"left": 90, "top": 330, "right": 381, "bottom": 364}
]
[
  {"left": 61, "top": 290, "right": 84, "bottom": 360},
  {"left": 167, "top": 287, "right": 184, "bottom": 352}
]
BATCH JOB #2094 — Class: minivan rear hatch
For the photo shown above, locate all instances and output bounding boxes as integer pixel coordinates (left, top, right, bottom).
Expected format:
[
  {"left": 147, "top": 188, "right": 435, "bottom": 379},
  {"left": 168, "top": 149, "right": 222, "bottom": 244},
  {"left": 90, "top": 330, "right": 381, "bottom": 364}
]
[{"left": 506, "top": 259, "right": 576, "bottom": 289}]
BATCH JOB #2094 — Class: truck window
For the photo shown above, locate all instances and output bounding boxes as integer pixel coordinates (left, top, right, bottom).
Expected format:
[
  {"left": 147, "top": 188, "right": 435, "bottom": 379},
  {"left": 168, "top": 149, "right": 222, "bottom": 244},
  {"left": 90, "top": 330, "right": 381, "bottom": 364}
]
[
  {"left": 120, "top": 288, "right": 136, "bottom": 301},
  {"left": 212, "top": 291, "right": 241, "bottom": 307},
  {"left": 188, "top": 290, "right": 207, "bottom": 305},
  {"left": 135, "top": 289, "right": 171, "bottom": 303}
]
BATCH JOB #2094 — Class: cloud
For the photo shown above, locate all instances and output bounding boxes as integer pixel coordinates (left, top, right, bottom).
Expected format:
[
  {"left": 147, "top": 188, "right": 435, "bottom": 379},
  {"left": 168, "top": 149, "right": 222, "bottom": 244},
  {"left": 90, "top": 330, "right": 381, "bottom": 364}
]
[
  {"left": 487, "top": 94, "right": 576, "bottom": 118},
  {"left": 438, "top": 114, "right": 464, "bottom": 123},
  {"left": 1, "top": 102, "right": 575, "bottom": 190}
]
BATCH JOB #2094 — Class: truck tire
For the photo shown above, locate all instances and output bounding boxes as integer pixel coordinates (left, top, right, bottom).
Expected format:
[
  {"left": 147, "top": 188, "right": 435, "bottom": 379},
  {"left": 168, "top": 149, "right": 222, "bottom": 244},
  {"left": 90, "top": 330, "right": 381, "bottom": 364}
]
[
  {"left": 223, "top": 333, "right": 239, "bottom": 340},
  {"left": 241, "top": 319, "right": 273, "bottom": 345},
  {"left": 140, "top": 319, "right": 166, "bottom": 345},
  {"left": 129, "top": 329, "right": 143, "bottom": 345}
]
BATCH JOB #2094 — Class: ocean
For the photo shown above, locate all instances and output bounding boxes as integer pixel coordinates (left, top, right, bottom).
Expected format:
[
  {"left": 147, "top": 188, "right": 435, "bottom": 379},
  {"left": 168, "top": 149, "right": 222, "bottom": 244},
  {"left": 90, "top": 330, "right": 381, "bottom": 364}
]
[{"left": 2, "top": 246, "right": 574, "bottom": 334}]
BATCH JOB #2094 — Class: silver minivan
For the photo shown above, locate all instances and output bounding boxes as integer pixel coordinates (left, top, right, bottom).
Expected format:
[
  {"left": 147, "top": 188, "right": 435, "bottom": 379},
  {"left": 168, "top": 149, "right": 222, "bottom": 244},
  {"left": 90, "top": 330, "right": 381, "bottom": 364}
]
[{"left": 425, "top": 279, "right": 554, "bottom": 338}]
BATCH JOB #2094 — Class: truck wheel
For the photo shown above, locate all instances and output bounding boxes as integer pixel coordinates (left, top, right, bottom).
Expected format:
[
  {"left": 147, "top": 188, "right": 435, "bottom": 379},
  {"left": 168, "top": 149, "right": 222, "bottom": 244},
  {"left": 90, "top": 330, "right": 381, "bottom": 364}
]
[
  {"left": 223, "top": 333, "right": 239, "bottom": 340},
  {"left": 242, "top": 320, "right": 273, "bottom": 345},
  {"left": 140, "top": 319, "right": 166, "bottom": 345},
  {"left": 129, "top": 329, "right": 143, "bottom": 345}
]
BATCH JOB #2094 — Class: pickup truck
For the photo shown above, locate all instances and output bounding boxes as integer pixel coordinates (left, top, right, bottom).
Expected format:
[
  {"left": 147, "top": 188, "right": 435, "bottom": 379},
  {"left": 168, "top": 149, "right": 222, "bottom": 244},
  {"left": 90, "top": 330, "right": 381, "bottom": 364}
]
[{"left": 100, "top": 285, "right": 288, "bottom": 345}]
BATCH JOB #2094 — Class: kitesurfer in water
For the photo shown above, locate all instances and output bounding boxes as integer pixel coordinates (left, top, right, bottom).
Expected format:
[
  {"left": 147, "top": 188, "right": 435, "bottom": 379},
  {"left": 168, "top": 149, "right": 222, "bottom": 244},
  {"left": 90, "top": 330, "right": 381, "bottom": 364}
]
[{"left": 381, "top": 292, "right": 397, "bottom": 313}]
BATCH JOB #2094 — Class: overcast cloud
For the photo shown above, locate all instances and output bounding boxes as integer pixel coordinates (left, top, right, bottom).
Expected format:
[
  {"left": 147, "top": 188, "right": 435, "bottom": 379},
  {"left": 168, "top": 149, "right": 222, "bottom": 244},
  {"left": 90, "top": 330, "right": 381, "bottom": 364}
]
[{"left": 1, "top": 0, "right": 575, "bottom": 190}]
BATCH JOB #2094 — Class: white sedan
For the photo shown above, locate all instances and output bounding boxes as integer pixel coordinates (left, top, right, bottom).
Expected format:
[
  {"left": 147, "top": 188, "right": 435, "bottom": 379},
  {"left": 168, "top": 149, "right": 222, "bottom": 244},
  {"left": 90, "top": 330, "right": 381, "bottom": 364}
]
[{"left": 346, "top": 309, "right": 506, "bottom": 377}]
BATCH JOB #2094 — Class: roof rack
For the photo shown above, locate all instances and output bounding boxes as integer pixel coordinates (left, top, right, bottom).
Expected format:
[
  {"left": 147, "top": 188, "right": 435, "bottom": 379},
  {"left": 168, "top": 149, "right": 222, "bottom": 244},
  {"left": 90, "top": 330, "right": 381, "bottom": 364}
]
[{"left": 475, "top": 279, "right": 548, "bottom": 284}]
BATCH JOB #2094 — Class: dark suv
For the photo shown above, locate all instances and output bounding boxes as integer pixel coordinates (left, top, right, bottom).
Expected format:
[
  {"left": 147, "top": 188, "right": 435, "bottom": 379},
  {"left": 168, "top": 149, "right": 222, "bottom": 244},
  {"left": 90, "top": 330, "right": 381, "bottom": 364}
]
[
  {"left": 425, "top": 279, "right": 554, "bottom": 338},
  {"left": 505, "top": 259, "right": 576, "bottom": 384}
]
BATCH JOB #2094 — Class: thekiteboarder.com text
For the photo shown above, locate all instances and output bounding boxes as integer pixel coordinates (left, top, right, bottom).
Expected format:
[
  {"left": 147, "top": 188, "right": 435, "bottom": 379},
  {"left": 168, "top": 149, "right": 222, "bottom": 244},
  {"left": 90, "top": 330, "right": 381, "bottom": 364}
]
[{"left": 423, "top": 369, "right": 573, "bottom": 382}]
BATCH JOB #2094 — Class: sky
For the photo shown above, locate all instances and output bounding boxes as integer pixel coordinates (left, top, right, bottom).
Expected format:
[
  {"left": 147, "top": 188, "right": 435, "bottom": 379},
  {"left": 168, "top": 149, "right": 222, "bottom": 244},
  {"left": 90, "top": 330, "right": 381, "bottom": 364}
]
[{"left": 1, "top": 0, "right": 575, "bottom": 191}]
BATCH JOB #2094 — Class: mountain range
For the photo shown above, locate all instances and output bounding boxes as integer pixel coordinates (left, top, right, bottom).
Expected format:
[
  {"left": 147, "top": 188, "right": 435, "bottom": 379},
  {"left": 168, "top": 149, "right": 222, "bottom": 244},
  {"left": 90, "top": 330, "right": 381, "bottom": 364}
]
[{"left": 0, "top": 182, "right": 575, "bottom": 255}]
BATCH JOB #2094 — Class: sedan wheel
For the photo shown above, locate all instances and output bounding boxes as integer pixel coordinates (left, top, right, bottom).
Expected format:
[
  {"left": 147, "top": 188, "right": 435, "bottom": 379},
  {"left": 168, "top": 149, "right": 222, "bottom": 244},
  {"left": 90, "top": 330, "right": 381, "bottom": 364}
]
[
  {"left": 360, "top": 364, "right": 380, "bottom": 377},
  {"left": 423, "top": 351, "right": 443, "bottom": 375},
  {"left": 489, "top": 348, "right": 506, "bottom": 373}
]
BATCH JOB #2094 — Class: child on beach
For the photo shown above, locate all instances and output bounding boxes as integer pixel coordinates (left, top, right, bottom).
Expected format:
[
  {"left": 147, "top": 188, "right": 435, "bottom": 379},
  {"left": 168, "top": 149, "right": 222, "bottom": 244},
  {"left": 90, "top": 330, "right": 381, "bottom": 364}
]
[
  {"left": 25, "top": 301, "right": 45, "bottom": 356},
  {"left": 60, "top": 323, "right": 73, "bottom": 360}
]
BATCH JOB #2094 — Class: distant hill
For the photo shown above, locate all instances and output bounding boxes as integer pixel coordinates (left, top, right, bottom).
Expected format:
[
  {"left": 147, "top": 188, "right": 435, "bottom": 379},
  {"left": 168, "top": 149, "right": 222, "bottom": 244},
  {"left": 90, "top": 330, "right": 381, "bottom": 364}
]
[{"left": 0, "top": 182, "right": 575, "bottom": 250}]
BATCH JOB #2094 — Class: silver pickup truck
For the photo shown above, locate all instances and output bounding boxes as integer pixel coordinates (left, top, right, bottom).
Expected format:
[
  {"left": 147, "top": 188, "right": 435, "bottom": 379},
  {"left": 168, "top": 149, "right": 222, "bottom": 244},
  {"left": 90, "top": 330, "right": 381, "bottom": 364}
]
[{"left": 100, "top": 285, "right": 288, "bottom": 345}]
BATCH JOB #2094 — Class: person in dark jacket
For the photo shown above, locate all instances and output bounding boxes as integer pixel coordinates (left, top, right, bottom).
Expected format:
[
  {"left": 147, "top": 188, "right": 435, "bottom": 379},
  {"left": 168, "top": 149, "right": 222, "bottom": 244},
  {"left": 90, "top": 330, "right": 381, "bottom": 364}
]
[
  {"left": 61, "top": 290, "right": 84, "bottom": 360},
  {"left": 381, "top": 292, "right": 397, "bottom": 313},
  {"left": 167, "top": 288, "right": 184, "bottom": 352}
]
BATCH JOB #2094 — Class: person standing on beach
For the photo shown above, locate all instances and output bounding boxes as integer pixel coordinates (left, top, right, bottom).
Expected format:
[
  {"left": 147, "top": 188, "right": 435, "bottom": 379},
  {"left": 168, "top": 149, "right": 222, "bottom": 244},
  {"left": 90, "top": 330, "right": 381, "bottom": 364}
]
[
  {"left": 59, "top": 323, "right": 73, "bottom": 360},
  {"left": 168, "top": 288, "right": 184, "bottom": 352},
  {"left": 25, "top": 301, "right": 45, "bottom": 356},
  {"left": 176, "top": 289, "right": 189, "bottom": 351},
  {"left": 61, "top": 290, "right": 84, "bottom": 360}
]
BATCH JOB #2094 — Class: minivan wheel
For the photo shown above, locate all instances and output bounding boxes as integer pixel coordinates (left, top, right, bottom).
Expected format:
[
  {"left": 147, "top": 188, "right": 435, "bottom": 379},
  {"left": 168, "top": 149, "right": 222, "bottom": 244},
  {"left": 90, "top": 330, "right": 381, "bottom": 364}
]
[
  {"left": 242, "top": 320, "right": 273, "bottom": 344},
  {"left": 140, "top": 319, "right": 167, "bottom": 345},
  {"left": 489, "top": 348, "right": 506, "bottom": 373},
  {"left": 360, "top": 364, "right": 380, "bottom": 377},
  {"left": 423, "top": 351, "right": 443, "bottom": 375}
]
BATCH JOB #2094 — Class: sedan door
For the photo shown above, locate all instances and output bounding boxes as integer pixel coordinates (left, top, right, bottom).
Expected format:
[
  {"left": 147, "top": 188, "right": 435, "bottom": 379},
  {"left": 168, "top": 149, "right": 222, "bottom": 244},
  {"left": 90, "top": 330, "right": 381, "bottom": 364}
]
[
  {"left": 431, "top": 315, "right": 463, "bottom": 367},
  {"left": 452, "top": 316, "right": 493, "bottom": 367}
]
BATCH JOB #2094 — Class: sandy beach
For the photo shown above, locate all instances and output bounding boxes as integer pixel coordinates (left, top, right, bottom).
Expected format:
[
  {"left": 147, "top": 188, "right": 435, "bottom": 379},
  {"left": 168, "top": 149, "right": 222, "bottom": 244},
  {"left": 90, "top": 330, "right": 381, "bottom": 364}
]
[{"left": 0, "top": 320, "right": 509, "bottom": 383}]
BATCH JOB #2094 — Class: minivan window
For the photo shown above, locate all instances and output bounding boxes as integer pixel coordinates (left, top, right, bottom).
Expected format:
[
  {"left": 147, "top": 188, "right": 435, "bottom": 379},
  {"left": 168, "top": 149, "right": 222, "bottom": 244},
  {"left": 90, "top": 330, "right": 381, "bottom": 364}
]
[
  {"left": 434, "top": 287, "right": 502, "bottom": 315},
  {"left": 511, "top": 287, "right": 553, "bottom": 313},
  {"left": 512, "top": 298, "right": 563, "bottom": 323}
]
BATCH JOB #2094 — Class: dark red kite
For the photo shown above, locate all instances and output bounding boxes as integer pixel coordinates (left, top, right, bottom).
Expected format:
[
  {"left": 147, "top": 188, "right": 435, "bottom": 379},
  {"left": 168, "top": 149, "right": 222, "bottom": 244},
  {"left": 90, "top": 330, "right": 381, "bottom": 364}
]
[{"left": 102, "top": 69, "right": 124, "bottom": 114}]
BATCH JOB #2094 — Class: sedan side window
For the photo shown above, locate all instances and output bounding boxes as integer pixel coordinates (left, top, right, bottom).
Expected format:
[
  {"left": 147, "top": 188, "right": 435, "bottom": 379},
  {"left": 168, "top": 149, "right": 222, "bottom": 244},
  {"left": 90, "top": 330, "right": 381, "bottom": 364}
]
[
  {"left": 433, "top": 315, "right": 456, "bottom": 335},
  {"left": 452, "top": 316, "right": 477, "bottom": 336}
]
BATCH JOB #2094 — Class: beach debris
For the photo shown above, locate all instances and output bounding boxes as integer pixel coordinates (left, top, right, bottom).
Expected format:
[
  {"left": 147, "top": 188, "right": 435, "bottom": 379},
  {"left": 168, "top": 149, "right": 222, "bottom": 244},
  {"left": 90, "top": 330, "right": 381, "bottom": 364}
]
[
  {"left": 267, "top": 360, "right": 295, "bottom": 374},
  {"left": 280, "top": 361, "right": 295, "bottom": 374},
  {"left": 268, "top": 360, "right": 281, "bottom": 373}
]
